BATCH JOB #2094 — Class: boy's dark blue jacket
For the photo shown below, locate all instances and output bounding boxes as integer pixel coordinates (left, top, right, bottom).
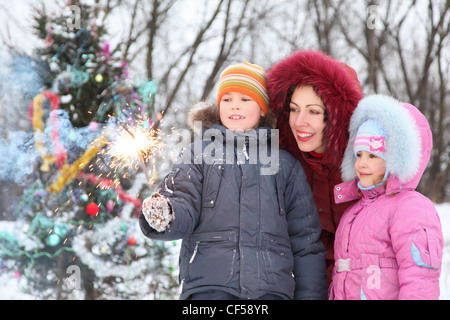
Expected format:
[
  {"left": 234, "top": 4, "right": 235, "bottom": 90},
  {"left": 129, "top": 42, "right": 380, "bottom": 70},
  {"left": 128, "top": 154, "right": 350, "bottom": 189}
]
[{"left": 139, "top": 104, "right": 327, "bottom": 300}]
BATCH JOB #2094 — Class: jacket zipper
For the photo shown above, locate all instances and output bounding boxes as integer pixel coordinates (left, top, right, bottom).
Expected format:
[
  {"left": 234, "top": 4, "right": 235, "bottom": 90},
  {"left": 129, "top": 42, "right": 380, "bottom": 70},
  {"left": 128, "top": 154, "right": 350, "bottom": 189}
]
[
  {"left": 242, "top": 141, "right": 249, "bottom": 160},
  {"left": 189, "top": 241, "right": 200, "bottom": 263}
]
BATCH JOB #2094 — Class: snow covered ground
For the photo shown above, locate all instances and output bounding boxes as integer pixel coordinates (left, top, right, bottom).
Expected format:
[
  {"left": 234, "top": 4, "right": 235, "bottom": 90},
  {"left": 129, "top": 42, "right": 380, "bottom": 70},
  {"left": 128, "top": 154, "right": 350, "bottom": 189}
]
[
  {"left": 438, "top": 202, "right": 450, "bottom": 300},
  {"left": 1, "top": 202, "right": 449, "bottom": 300}
]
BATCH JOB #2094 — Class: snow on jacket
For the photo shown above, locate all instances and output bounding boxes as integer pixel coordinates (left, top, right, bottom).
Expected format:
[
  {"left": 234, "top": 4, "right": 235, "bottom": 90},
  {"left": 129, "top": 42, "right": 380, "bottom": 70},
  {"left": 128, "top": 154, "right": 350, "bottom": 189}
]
[
  {"left": 139, "top": 104, "right": 327, "bottom": 300},
  {"left": 330, "top": 95, "right": 444, "bottom": 300},
  {"left": 266, "top": 50, "right": 363, "bottom": 283}
]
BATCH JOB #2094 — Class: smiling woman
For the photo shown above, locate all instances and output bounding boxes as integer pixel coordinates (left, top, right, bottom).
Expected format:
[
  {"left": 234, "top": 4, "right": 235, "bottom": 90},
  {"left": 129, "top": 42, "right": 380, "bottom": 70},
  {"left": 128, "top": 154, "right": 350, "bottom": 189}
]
[
  {"left": 267, "top": 50, "right": 363, "bottom": 285},
  {"left": 288, "top": 86, "right": 327, "bottom": 154}
]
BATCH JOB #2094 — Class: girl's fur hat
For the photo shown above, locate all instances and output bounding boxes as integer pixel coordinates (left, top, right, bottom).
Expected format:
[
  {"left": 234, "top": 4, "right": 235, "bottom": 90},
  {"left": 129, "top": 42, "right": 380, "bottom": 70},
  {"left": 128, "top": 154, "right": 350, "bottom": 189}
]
[{"left": 341, "top": 94, "right": 422, "bottom": 183}]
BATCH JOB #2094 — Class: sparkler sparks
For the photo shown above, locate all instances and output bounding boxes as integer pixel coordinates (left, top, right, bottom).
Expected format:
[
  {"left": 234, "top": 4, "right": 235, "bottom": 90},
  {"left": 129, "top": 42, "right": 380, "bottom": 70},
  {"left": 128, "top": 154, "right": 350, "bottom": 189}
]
[{"left": 103, "top": 119, "right": 163, "bottom": 186}]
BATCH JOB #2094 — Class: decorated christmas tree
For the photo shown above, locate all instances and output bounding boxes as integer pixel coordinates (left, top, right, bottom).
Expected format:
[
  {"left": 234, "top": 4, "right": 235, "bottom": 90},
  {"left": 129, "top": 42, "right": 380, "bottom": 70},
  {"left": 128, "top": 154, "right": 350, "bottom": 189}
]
[{"left": 0, "top": 1, "right": 178, "bottom": 299}]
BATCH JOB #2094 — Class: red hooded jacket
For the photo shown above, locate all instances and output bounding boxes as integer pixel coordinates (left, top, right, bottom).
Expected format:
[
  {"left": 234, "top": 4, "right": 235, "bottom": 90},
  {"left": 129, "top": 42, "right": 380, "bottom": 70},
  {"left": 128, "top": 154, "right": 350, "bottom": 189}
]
[{"left": 267, "top": 50, "right": 363, "bottom": 283}]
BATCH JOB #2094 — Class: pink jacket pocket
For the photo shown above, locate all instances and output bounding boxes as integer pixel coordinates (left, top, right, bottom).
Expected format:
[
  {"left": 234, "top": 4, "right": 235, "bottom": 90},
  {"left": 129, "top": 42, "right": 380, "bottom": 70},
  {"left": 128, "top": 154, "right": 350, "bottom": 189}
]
[{"left": 410, "top": 226, "right": 440, "bottom": 269}]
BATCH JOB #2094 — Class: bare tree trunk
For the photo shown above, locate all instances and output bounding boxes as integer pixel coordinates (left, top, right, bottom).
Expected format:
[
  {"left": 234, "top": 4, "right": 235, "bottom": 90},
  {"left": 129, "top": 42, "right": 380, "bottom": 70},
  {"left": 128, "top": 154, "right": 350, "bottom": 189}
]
[
  {"left": 420, "top": 3, "right": 450, "bottom": 201},
  {"left": 308, "top": 0, "right": 340, "bottom": 55},
  {"left": 146, "top": 0, "right": 159, "bottom": 79},
  {"left": 200, "top": 0, "right": 251, "bottom": 100}
]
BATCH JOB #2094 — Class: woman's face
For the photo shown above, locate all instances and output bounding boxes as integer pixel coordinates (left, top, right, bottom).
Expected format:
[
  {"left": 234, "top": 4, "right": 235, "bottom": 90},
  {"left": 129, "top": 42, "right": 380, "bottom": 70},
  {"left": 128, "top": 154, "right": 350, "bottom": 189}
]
[{"left": 288, "top": 86, "right": 327, "bottom": 154}]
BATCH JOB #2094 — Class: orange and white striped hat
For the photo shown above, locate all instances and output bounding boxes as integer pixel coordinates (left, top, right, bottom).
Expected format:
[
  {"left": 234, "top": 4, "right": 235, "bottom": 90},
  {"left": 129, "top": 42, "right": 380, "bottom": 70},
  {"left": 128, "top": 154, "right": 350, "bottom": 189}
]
[{"left": 217, "top": 62, "right": 269, "bottom": 114}]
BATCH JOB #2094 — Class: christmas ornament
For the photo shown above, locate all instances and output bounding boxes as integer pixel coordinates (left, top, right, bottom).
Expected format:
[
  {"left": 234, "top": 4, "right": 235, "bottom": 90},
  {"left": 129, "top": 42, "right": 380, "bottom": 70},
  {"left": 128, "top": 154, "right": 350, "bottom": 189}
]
[
  {"left": 95, "top": 73, "right": 104, "bottom": 83},
  {"left": 136, "top": 80, "right": 158, "bottom": 105},
  {"left": 142, "top": 120, "right": 150, "bottom": 130},
  {"left": 78, "top": 172, "right": 143, "bottom": 215},
  {"left": 100, "top": 42, "right": 111, "bottom": 64},
  {"left": 46, "top": 233, "right": 61, "bottom": 246},
  {"left": 106, "top": 200, "right": 115, "bottom": 213},
  {"left": 47, "top": 136, "right": 107, "bottom": 193},
  {"left": 88, "top": 121, "right": 99, "bottom": 131},
  {"left": 54, "top": 224, "right": 69, "bottom": 238},
  {"left": 127, "top": 236, "right": 136, "bottom": 246},
  {"left": 31, "top": 91, "right": 62, "bottom": 171},
  {"left": 69, "top": 68, "right": 90, "bottom": 88},
  {"left": 50, "top": 109, "right": 67, "bottom": 169},
  {"left": 86, "top": 203, "right": 99, "bottom": 216}
]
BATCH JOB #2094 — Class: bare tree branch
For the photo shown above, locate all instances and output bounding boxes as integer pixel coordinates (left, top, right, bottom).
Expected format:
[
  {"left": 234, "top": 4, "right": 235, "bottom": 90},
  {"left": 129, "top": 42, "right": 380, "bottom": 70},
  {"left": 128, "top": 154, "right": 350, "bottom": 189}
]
[
  {"left": 154, "top": 0, "right": 225, "bottom": 130},
  {"left": 200, "top": 0, "right": 252, "bottom": 100}
]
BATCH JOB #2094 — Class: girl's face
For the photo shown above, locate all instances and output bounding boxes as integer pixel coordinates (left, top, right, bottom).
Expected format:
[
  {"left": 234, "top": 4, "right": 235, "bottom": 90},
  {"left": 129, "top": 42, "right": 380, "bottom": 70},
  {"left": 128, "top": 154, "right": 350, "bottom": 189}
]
[
  {"left": 289, "top": 86, "right": 327, "bottom": 154},
  {"left": 219, "top": 92, "right": 264, "bottom": 132},
  {"left": 354, "top": 150, "right": 387, "bottom": 188}
]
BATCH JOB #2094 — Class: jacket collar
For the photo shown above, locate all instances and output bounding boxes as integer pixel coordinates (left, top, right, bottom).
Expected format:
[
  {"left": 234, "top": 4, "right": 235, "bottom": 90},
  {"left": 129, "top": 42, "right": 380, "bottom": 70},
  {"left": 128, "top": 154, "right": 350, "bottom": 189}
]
[{"left": 334, "top": 179, "right": 387, "bottom": 204}]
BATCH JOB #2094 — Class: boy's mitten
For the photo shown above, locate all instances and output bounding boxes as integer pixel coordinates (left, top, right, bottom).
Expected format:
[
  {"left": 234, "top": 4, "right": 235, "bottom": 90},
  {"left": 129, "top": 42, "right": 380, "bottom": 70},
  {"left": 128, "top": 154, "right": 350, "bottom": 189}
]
[{"left": 142, "top": 193, "right": 174, "bottom": 232}]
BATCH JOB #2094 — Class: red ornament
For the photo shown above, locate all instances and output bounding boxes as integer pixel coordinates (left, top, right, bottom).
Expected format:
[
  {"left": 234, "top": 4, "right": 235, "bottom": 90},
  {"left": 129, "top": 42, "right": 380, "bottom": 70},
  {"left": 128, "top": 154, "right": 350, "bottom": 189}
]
[
  {"left": 86, "top": 203, "right": 99, "bottom": 216},
  {"left": 127, "top": 236, "right": 136, "bottom": 246}
]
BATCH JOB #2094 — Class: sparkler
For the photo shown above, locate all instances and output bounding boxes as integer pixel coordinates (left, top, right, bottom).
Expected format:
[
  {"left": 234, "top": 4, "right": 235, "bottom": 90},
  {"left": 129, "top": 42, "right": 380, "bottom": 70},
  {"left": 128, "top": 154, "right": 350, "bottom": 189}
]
[
  {"left": 105, "top": 119, "right": 162, "bottom": 187},
  {"left": 120, "top": 124, "right": 152, "bottom": 185}
]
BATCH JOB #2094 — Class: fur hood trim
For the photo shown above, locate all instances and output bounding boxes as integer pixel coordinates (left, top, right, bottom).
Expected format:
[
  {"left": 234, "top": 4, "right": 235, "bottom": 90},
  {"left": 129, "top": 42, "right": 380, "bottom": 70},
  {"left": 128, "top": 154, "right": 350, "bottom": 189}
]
[
  {"left": 187, "top": 102, "right": 220, "bottom": 131},
  {"left": 341, "top": 94, "right": 423, "bottom": 184}
]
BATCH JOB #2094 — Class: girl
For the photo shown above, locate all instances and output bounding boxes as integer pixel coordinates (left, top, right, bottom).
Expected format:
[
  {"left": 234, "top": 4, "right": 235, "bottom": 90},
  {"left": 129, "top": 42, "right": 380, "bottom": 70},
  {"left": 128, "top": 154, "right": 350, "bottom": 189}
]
[
  {"left": 330, "top": 94, "right": 444, "bottom": 299},
  {"left": 139, "top": 62, "right": 327, "bottom": 300},
  {"left": 267, "top": 50, "right": 363, "bottom": 284}
]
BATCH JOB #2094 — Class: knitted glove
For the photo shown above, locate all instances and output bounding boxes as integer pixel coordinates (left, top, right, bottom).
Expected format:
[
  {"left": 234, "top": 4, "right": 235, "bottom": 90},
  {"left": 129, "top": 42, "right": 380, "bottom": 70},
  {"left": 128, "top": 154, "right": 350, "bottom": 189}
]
[{"left": 141, "top": 193, "right": 174, "bottom": 232}]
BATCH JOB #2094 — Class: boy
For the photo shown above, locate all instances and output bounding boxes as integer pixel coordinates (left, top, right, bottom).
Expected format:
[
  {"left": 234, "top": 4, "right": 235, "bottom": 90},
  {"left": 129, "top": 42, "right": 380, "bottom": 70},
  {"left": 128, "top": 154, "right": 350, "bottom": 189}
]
[{"left": 140, "top": 62, "right": 327, "bottom": 300}]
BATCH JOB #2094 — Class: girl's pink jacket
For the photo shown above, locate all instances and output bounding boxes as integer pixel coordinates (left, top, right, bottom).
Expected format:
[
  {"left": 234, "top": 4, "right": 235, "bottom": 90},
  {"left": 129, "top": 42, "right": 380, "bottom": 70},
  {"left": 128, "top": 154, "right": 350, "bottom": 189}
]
[{"left": 329, "top": 96, "right": 444, "bottom": 300}]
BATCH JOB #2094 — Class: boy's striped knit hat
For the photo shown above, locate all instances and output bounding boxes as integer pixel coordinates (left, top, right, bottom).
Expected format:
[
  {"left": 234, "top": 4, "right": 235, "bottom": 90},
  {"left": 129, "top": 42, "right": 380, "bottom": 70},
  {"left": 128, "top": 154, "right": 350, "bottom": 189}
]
[{"left": 217, "top": 62, "right": 269, "bottom": 114}]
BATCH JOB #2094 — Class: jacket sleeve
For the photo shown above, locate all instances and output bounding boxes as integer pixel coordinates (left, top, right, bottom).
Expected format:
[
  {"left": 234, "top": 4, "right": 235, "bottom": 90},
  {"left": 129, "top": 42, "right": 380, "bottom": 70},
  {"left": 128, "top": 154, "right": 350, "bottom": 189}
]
[
  {"left": 139, "top": 143, "right": 203, "bottom": 241},
  {"left": 390, "top": 195, "right": 443, "bottom": 300},
  {"left": 283, "top": 156, "right": 328, "bottom": 299}
]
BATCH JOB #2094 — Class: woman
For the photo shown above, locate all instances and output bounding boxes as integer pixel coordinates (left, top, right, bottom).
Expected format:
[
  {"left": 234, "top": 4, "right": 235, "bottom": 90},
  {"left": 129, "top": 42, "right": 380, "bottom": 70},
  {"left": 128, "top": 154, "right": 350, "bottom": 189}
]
[{"left": 267, "top": 50, "right": 363, "bottom": 284}]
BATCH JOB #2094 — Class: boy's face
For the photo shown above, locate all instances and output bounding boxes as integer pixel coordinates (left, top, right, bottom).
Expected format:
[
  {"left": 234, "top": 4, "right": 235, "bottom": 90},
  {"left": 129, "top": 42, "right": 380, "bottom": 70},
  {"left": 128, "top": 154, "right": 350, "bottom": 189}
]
[
  {"left": 354, "top": 150, "right": 387, "bottom": 188},
  {"left": 219, "top": 92, "right": 264, "bottom": 132}
]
